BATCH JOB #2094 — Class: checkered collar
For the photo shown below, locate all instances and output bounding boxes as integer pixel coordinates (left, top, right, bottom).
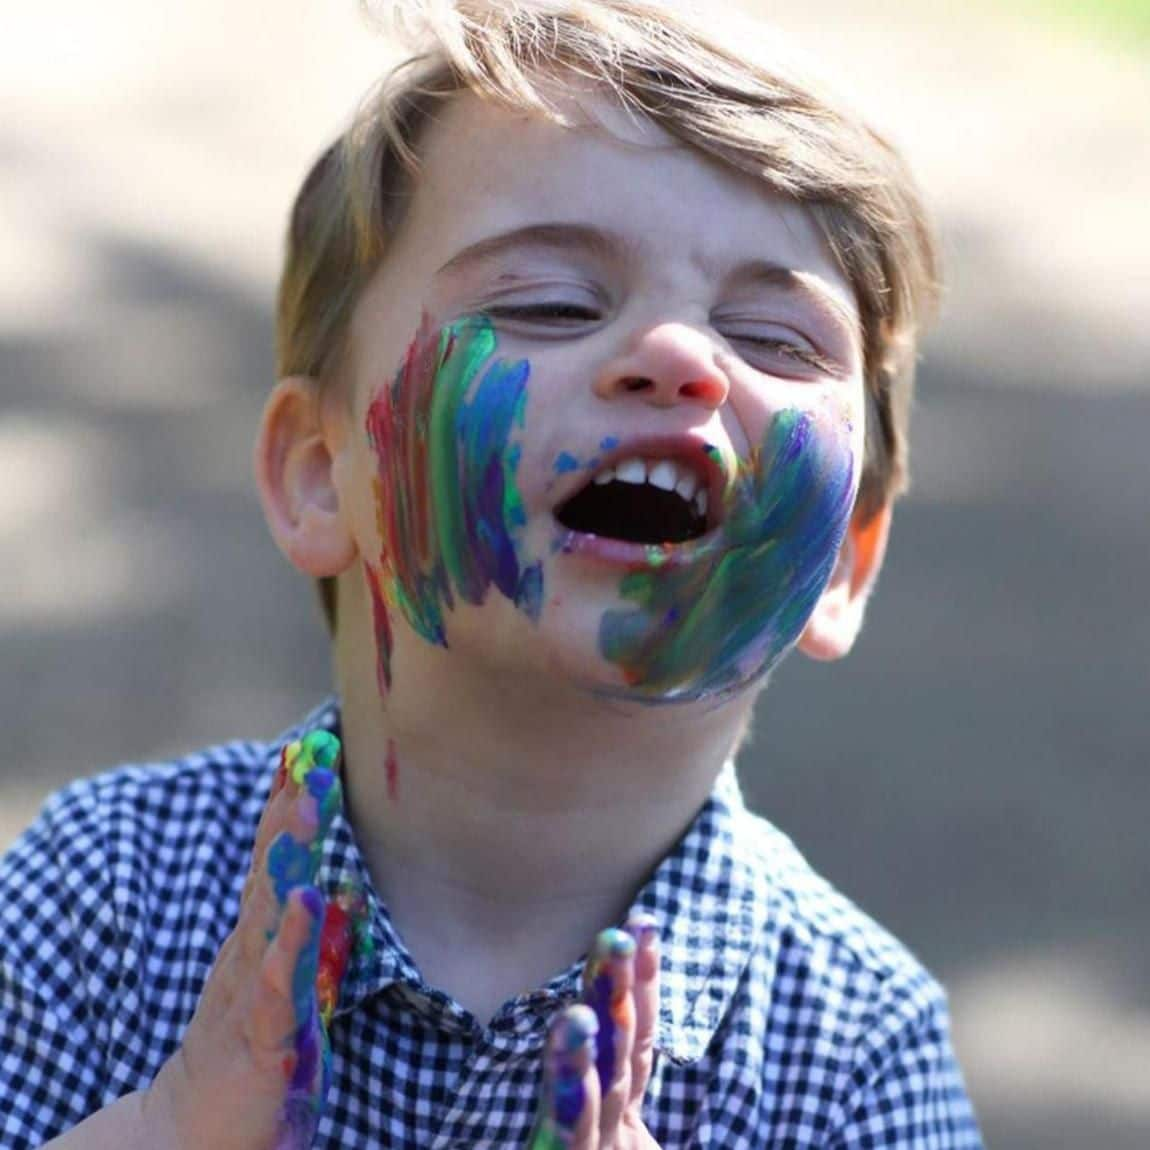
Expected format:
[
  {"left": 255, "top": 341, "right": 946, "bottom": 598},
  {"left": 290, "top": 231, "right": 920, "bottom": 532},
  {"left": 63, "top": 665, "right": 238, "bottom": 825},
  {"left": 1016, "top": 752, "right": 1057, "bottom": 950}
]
[{"left": 271, "top": 697, "right": 773, "bottom": 1065}]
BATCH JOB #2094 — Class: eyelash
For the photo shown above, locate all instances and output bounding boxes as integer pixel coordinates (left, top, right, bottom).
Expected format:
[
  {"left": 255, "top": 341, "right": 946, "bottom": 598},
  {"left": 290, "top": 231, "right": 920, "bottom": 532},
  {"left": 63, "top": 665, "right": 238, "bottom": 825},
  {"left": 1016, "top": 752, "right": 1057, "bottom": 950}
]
[
  {"left": 480, "top": 303, "right": 600, "bottom": 323},
  {"left": 732, "top": 335, "right": 839, "bottom": 374},
  {"left": 479, "top": 305, "right": 838, "bottom": 375}
]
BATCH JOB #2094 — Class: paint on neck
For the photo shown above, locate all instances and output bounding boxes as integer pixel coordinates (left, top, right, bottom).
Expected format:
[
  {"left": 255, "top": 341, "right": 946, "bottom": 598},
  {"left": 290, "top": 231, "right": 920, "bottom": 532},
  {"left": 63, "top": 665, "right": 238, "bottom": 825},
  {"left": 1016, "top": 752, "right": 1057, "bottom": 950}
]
[
  {"left": 598, "top": 407, "right": 855, "bottom": 702},
  {"left": 365, "top": 315, "right": 544, "bottom": 692}
]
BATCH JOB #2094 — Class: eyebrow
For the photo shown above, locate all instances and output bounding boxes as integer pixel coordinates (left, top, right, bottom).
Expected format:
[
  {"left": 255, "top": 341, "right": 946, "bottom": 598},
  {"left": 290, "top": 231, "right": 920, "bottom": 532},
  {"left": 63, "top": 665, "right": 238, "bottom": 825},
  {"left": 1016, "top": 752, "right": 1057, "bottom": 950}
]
[
  {"left": 435, "top": 222, "right": 858, "bottom": 339},
  {"left": 435, "top": 223, "right": 627, "bottom": 277}
]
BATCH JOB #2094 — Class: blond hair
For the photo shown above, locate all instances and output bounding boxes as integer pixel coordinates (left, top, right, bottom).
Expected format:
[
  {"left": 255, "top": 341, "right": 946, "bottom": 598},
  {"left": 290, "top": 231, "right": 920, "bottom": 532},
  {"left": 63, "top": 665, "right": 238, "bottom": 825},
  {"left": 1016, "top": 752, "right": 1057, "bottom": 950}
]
[{"left": 276, "top": 0, "right": 940, "bottom": 633}]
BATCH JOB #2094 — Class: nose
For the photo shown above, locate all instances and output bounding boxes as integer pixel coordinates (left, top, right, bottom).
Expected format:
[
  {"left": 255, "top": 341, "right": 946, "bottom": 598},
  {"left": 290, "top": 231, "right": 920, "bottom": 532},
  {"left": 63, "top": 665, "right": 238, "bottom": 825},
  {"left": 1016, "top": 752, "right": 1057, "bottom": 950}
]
[{"left": 593, "top": 322, "right": 730, "bottom": 410}]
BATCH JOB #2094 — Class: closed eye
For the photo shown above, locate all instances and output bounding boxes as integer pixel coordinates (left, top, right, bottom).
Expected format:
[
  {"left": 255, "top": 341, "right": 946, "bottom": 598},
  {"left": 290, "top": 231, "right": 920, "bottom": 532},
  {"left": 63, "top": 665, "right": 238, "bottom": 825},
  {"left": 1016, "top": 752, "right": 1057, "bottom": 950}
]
[
  {"left": 729, "top": 334, "right": 842, "bottom": 376},
  {"left": 480, "top": 303, "right": 602, "bottom": 323}
]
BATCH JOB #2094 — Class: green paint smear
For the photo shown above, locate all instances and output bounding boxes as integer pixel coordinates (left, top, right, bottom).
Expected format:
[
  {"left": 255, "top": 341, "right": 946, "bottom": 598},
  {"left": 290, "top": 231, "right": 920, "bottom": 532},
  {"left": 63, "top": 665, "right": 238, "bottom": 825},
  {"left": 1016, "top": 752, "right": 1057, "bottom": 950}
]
[{"left": 599, "top": 408, "right": 855, "bottom": 702}]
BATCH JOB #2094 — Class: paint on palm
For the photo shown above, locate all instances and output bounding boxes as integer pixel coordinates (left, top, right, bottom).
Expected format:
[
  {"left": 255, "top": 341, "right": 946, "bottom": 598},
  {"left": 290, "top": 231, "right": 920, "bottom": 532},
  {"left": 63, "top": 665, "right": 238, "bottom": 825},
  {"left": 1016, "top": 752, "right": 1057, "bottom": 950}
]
[
  {"left": 599, "top": 407, "right": 855, "bottom": 701},
  {"left": 365, "top": 315, "right": 544, "bottom": 695},
  {"left": 265, "top": 731, "right": 367, "bottom": 1150}
]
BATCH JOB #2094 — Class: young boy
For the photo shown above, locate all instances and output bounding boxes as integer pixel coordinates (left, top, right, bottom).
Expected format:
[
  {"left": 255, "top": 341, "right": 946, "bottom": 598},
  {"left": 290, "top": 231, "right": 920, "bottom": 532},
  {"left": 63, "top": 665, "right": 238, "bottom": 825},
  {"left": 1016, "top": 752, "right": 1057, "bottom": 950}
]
[{"left": 0, "top": 1, "right": 984, "bottom": 1146}]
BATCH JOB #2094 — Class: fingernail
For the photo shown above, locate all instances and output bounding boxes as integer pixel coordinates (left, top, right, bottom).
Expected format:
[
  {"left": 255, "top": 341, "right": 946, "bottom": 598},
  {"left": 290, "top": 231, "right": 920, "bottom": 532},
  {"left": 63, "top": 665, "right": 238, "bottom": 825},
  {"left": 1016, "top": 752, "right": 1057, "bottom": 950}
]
[
  {"left": 551, "top": 1003, "right": 598, "bottom": 1060},
  {"left": 303, "top": 730, "right": 341, "bottom": 771},
  {"left": 593, "top": 927, "right": 636, "bottom": 962},
  {"left": 287, "top": 731, "right": 342, "bottom": 787},
  {"left": 625, "top": 912, "right": 659, "bottom": 951}
]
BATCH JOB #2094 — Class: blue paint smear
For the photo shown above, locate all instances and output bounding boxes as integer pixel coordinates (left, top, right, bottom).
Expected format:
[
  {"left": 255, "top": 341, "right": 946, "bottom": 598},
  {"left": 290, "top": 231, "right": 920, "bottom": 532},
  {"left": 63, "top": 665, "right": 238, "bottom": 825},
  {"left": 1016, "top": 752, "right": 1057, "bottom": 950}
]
[
  {"left": 598, "top": 408, "right": 855, "bottom": 702},
  {"left": 553, "top": 451, "right": 581, "bottom": 475}
]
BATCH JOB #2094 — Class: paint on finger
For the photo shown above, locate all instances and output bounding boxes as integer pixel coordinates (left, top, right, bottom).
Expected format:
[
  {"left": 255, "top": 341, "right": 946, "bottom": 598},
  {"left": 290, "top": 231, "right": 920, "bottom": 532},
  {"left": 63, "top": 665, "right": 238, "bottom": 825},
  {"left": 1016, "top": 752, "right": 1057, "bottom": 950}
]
[
  {"left": 528, "top": 1005, "right": 598, "bottom": 1149},
  {"left": 273, "top": 887, "right": 325, "bottom": 1150},
  {"left": 583, "top": 928, "right": 637, "bottom": 1092},
  {"left": 314, "top": 883, "right": 367, "bottom": 1101}
]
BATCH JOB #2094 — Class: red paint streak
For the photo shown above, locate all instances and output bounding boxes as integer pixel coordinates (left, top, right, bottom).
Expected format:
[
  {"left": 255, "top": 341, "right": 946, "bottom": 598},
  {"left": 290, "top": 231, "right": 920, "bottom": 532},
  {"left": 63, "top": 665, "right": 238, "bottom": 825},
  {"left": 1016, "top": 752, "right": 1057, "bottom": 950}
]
[
  {"left": 364, "top": 317, "right": 441, "bottom": 639},
  {"left": 316, "top": 899, "right": 354, "bottom": 1028},
  {"left": 363, "top": 561, "right": 394, "bottom": 696},
  {"left": 385, "top": 739, "right": 399, "bottom": 804}
]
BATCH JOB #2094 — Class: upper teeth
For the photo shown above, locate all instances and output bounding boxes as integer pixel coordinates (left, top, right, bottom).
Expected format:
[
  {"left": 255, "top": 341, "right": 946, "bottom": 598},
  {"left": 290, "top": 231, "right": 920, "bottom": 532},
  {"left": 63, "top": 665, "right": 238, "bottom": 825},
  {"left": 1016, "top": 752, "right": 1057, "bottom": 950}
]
[{"left": 590, "top": 456, "right": 708, "bottom": 519}]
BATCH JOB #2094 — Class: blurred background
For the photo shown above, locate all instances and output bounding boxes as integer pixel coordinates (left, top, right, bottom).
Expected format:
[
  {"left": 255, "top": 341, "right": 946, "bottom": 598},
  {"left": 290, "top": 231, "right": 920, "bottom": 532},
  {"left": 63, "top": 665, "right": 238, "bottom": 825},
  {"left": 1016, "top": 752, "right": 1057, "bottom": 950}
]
[{"left": 2, "top": 1, "right": 1147, "bottom": 1146}]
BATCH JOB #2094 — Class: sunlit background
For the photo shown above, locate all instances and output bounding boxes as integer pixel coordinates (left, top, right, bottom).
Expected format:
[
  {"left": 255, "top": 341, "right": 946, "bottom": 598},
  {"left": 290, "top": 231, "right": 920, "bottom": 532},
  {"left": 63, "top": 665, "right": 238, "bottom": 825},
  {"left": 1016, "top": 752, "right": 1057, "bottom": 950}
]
[{"left": 2, "top": 2, "right": 1148, "bottom": 1147}]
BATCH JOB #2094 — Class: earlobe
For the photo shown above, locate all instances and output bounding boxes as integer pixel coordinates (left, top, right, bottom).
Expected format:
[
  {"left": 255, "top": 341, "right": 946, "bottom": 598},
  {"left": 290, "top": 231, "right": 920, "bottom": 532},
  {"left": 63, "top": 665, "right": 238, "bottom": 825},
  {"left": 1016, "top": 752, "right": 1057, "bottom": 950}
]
[
  {"left": 253, "top": 377, "right": 358, "bottom": 578},
  {"left": 796, "top": 501, "right": 892, "bottom": 663}
]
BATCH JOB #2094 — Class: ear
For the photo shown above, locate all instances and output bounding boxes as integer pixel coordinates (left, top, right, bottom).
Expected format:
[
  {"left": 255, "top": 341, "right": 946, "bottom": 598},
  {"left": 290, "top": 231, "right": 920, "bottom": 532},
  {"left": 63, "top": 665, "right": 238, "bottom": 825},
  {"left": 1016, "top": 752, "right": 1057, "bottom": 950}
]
[
  {"left": 796, "top": 499, "right": 893, "bottom": 662},
  {"left": 253, "top": 376, "right": 358, "bottom": 578}
]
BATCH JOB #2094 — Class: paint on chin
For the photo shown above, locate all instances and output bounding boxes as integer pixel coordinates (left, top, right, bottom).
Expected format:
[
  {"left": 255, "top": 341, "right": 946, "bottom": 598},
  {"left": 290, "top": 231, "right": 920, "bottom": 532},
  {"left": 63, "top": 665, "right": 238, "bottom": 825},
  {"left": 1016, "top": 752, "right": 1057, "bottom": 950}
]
[
  {"left": 364, "top": 314, "right": 544, "bottom": 696},
  {"left": 599, "top": 407, "right": 855, "bottom": 702}
]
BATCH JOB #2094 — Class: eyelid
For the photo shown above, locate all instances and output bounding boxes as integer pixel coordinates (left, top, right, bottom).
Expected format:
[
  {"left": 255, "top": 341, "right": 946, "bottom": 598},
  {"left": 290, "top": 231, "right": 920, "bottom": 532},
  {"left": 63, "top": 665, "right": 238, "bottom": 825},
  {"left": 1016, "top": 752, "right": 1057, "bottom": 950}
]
[
  {"left": 716, "top": 315, "right": 848, "bottom": 372},
  {"left": 720, "top": 330, "right": 844, "bottom": 377}
]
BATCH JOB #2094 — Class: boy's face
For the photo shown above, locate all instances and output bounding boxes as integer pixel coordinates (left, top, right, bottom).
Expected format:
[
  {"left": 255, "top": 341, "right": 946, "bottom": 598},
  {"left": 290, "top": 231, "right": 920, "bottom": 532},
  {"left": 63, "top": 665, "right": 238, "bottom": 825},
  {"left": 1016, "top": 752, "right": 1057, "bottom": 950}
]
[{"left": 330, "top": 86, "right": 866, "bottom": 707}]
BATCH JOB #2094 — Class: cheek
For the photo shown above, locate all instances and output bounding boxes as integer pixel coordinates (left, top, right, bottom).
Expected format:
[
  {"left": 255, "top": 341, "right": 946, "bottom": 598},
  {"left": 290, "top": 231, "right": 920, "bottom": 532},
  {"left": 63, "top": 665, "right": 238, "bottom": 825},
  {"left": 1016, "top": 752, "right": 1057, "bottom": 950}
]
[
  {"left": 362, "top": 314, "right": 545, "bottom": 651},
  {"left": 596, "top": 406, "right": 857, "bottom": 703}
]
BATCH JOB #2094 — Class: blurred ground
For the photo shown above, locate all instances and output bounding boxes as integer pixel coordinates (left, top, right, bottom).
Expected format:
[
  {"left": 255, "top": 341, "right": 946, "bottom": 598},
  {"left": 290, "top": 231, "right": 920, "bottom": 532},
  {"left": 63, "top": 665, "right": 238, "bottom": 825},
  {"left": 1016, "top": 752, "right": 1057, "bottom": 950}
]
[{"left": 2, "top": 2, "right": 1148, "bottom": 1147}]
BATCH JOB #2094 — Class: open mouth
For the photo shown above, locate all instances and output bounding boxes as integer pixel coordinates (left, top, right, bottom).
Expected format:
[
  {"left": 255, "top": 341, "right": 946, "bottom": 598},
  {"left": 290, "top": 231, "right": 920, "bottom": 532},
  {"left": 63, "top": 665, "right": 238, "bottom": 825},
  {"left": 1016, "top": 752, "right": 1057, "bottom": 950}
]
[{"left": 555, "top": 455, "right": 712, "bottom": 546}]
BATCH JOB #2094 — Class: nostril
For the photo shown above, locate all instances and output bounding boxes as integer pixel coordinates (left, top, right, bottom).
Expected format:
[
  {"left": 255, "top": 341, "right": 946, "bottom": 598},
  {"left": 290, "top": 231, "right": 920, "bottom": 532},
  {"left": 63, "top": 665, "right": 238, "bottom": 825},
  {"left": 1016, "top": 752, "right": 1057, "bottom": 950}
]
[
  {"left": 623, "top": 377, "right": 652, "bottom": 393},
  {"left": 679, "top": 381, "right": 709, "bottom": 400}
]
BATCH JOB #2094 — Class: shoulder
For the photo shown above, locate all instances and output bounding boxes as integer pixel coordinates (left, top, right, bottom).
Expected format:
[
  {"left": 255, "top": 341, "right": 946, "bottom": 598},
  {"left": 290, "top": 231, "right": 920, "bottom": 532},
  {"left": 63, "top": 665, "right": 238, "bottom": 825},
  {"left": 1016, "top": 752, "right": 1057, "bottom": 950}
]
[
  {"left": 738, "top": 803, "right": 948, "bottom": 1024},
  {"left": 0, "top": 697, "right": 338, "bottom": 959},
  {"left": 0, "top": 731, "right": 269, "bottom": 969},
  {"left": 22, "top": 730, "right": 274, "bottom": 882},
  {"left": 730, "top": 807, "right": 972, "bottom": 1131}
]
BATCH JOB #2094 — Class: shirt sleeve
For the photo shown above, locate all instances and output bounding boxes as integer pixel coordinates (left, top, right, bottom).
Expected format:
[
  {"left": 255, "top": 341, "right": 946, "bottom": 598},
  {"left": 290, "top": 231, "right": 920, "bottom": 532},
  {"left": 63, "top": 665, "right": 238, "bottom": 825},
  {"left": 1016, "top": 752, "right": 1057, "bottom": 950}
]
[
  {"left": 829, "top": 983, "right": 985, "bottom": 1149},
  {"left": 0, "top": 783, "right": 119, "bottom": 1148}
]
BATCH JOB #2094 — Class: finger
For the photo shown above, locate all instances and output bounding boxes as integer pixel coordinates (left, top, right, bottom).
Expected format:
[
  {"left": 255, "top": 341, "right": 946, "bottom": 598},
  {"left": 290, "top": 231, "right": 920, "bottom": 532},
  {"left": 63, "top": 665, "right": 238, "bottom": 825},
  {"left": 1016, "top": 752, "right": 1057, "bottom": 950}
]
[
  {"left": 582, "top": 928, "right": 636, "bottom": 1135},
  {"left": 246, "top": 885, "right": 323, "bottom": 1074},
  {"left": 623, "top": 914, "right": 660, "bottom": 1115},
  {"left": 250, "top": 733, "right": 342, "bottom": 888},
  {"left": 529, "top": 1004, "right": 600, "bottom": 1150},
  {"left": 238, "top": 769, "right": 341, "bottom": 966},
  {"left": 244, "top": 749, "right": 302, "bottom": 908}
]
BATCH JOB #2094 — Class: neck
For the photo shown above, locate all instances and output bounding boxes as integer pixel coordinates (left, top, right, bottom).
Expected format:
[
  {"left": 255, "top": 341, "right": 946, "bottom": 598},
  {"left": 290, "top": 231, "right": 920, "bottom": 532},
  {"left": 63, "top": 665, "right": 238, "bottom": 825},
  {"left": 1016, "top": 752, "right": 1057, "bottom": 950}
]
[{"left": 331, "top": 604, "right": 751, "bottom": 1020}]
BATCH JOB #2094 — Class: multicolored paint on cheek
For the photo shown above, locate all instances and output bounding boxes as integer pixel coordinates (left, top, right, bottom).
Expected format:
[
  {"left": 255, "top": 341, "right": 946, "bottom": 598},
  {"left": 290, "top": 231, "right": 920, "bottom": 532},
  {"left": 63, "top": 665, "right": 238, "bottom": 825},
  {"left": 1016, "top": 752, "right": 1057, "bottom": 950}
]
[
  {"left": 599, "top": 407, "right": 855, "bottom": 702},
  {"left": 364, "top": 315, "right": 544, "bottom": 694}
]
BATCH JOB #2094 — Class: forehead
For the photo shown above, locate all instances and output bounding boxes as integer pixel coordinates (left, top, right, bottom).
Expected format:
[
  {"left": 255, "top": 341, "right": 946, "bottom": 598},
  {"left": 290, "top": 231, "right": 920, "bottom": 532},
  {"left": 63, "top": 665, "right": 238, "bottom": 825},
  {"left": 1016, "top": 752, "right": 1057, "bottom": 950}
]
[{"left": 389, "top": 87, "right": 854, "bottom": 309}]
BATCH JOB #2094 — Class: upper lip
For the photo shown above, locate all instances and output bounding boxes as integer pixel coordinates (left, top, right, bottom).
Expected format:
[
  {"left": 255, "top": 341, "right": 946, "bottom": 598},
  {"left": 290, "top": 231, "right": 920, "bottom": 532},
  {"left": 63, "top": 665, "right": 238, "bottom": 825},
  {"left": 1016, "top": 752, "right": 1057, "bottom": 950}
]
[{"left": 550, "top": 433, "right": 733, "bottom": 533}]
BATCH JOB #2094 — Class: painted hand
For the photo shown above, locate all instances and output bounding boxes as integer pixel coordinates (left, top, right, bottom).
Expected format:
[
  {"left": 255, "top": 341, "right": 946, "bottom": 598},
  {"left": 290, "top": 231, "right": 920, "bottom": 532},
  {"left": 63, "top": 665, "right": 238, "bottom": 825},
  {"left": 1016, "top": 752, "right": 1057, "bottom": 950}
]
[
  {"left": 528, "top": 916, "right": 663, "bottom": 1150},
  {"left": 141, "top": 732, "right": 349, "bottom": 1150}
]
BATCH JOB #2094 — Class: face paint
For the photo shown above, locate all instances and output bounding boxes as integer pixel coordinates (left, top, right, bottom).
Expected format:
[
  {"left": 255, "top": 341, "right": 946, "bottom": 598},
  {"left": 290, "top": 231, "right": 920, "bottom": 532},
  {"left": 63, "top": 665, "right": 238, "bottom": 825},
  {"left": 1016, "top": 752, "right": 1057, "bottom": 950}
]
[
  {"left": 553, "top": 451, "right": 581, "bottom": 475},
  {"left": 365, "top": 315, "right": 544, "bottom": 693},
  {"left": 598, "top": 407, "right": 855, "bottom": 702},
  {"left": 385, "top": 738, "right": 399, "bottom": 804}
]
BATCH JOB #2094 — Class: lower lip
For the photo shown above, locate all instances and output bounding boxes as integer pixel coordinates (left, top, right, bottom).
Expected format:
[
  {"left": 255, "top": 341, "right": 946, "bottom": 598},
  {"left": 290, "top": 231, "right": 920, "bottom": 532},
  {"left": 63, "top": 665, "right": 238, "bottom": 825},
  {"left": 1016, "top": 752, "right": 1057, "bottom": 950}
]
[{"left": 551, "top": 525, "right": 718, "bottom": 571}]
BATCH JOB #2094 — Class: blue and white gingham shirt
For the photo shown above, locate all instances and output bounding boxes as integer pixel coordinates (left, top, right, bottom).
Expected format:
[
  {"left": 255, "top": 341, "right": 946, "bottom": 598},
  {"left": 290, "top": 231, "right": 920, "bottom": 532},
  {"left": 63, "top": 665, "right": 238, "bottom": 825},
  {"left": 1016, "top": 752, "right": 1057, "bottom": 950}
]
[{"left": 0, "top": 698, "right": 982, "bottom": 1147}]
